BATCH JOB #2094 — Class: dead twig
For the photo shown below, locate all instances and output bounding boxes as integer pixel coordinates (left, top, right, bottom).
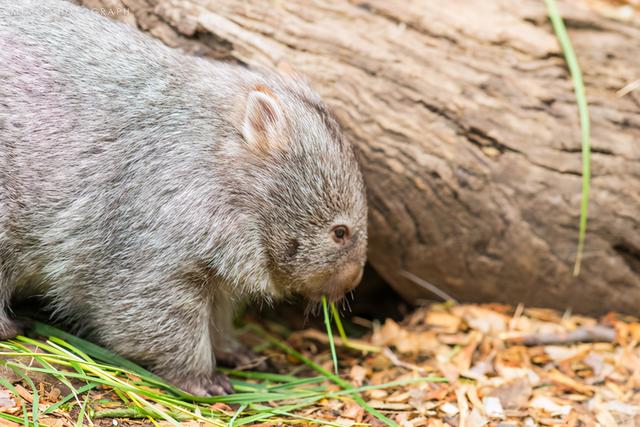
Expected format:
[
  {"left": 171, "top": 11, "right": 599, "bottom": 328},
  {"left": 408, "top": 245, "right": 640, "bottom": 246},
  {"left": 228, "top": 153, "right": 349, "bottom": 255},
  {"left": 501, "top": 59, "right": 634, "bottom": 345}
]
[
  {"left": 382, "top": 347, "right": 429, "bottom": 374},
  {"left": 503, "top": 325, "right": 615, "bottom": 346},
  {"left": 290, "top": 329, "right": 381, "bottom": 353},
  {"left": 399, "top": 270, "right": 458, "bottom": 303},
  {"left": 617, "top": 79, "right": 640, "bottom": 97}
]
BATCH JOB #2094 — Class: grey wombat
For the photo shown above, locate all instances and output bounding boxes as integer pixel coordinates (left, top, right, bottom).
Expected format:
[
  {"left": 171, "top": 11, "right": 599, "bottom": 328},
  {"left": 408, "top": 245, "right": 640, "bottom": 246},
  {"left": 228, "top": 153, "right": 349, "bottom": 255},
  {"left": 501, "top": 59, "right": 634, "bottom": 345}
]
[{"left": 0, "top": 0, "right": 367, "bottom": 395}]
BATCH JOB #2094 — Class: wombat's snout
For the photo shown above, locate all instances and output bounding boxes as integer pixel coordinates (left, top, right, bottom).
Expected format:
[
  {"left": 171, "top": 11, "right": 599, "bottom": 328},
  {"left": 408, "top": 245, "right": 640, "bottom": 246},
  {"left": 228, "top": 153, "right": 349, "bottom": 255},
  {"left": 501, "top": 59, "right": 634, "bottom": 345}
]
[
  {"left": 335, "top": 262, "right": 364, "bottom": 296},
  {"left": 304, "top": 262, "right": 364, "bottom": 302}
]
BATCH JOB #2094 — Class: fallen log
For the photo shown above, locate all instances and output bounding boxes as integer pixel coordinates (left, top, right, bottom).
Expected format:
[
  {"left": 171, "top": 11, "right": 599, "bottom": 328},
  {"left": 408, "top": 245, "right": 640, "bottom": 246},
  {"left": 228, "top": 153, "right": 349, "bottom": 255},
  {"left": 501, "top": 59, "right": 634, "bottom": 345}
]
[{"left": 74, "top": 0, "right": 640, "bottom": 314}]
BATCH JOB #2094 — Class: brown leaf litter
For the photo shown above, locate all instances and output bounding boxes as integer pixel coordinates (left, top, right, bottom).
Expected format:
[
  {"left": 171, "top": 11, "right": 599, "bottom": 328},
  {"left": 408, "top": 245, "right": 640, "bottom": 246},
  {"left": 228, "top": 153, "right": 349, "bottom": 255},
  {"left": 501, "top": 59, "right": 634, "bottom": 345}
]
[{"left": 283, "top": 303, "right": 640, "bottom": 426}]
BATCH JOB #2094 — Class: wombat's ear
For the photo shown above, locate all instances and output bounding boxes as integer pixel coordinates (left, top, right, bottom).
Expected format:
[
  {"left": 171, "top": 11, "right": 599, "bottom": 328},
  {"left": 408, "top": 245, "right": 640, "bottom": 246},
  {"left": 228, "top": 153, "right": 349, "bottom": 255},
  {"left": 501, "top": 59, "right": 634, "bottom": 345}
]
[{"left": 242, "top": 85, "right": 287, "bottom": 152}]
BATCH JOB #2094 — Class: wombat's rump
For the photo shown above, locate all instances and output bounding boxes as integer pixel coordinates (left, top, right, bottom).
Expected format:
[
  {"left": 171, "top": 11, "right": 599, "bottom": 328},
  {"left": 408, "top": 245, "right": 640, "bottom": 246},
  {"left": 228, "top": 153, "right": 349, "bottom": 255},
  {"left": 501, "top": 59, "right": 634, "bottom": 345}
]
[{"left": 0, "top": 0, "right": 367, "bottom": 395}]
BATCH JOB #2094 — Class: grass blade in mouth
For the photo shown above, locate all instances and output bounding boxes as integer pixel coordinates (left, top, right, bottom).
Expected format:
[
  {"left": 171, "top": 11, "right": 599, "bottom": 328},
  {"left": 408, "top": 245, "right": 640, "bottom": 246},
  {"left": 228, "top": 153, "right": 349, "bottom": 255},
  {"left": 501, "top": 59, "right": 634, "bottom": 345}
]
[
  {"left": 322, "top": 295, "right": 340, "bottom": 375},
  {"left": 330, "top": 301, "right": 349, "bottom": 343}
]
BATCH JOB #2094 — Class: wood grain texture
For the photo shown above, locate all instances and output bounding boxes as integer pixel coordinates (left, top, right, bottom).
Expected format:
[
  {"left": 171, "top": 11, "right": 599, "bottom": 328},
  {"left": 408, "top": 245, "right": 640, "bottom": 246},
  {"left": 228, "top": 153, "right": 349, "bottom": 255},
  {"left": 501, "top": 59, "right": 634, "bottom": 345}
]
[{"left": 75, "top": 0, "right": 640, "bottom": 313}]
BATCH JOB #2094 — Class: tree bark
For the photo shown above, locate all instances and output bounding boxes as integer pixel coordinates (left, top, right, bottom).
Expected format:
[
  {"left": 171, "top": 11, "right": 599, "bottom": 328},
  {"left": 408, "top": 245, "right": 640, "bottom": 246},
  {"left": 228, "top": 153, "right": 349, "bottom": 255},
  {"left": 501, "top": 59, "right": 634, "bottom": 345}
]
[{"left": 75, "top": 0, "right": 640, "bottom": 314}]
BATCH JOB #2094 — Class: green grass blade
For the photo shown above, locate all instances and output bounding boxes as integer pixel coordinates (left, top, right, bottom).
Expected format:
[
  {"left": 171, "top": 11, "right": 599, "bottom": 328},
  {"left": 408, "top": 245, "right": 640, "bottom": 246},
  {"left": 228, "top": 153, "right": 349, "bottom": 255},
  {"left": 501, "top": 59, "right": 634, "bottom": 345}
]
[
  {"left": 75, "top": 392, "right": 91, "bottom": 427},
  {"left": 267, "top": 376, "right": 326, "bottom": 391},
  {"left": 322, "top": 296, "right": 339, "bottom": 375},
  {"left": 544, "top": 0, "right": 591, "bottom": 276},
  {"left": 217, "top": 369, "right": 303, "bottom": 383},
  {"left": 228, "top": 403, "right": 247, "bottom": 427},
  {"left": 327, "top": 304, "right": 381, "bottom": 353},
  {"left": 330, "top": 302, "right": 349, "bottom": 343},
  {"left": 0, "top": 412, "right": 32, "bottom": 426},
  {"left": 93, "top": 407, "right": 151, "bottom": 419}
]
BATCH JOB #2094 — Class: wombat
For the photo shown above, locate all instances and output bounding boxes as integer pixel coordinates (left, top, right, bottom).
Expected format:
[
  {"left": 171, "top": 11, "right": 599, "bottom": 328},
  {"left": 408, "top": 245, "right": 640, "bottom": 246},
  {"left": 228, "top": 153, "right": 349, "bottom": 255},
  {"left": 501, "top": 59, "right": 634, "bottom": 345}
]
[{"left": 0, "top": 0, "right": 367, "bottom": 395}]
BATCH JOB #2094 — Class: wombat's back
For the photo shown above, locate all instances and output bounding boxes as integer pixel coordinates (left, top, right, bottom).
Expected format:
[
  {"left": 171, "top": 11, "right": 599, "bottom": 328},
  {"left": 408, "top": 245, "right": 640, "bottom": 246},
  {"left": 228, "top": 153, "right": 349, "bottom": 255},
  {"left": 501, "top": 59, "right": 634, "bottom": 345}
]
[{"left": 0, "top": 0, "right": 244, "bottom": 295}]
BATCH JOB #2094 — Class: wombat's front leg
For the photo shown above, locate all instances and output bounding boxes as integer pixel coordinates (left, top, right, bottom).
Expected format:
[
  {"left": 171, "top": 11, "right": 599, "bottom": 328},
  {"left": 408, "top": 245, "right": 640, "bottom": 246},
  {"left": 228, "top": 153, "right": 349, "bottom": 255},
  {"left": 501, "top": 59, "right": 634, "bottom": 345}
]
[
  {"left": 95, "top": 282, "right": 231, "bottom": 396},
  {"left": 211, "top": 294, "right": 266, "bottom": 370}
]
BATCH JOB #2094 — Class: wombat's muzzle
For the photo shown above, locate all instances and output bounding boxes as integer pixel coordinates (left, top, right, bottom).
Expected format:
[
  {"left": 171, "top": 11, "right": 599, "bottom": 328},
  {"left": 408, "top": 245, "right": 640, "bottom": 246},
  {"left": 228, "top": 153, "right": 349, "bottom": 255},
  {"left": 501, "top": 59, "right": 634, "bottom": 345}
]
[
  {"left": 304, "top": 262, "right": 364, "bottom": 302},
  {"left": 335, "top": 262, "right": 364, "bottom": 296}
]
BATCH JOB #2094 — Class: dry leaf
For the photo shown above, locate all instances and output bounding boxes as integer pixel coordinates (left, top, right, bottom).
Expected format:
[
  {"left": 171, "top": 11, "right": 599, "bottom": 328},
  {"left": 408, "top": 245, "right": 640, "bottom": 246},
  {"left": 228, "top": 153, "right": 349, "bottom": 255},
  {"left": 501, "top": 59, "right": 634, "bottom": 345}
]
[
  {"left": 349, "top": 365, "right": 369, "bottom": 387},
  {"left": 454, "top": 306, "right": 508, "bottom": 334},
  {"left": 486, "top": 377, "right": 532, "bottom": 410},
  {"left": 547, "top": 369, "right": 594, "bottom": 396},
  {"left": 482, "top": 397, "right": 504, "bottom": 419},
  {"left": 530, "top": 396, "right": 572, "bottom": 416},
  {"left": 0, "top": 389, "right": 16, "bottom": 412},
  {"left": 425, "top": 311, "right": 462, "bottom": 333},
  {"left": 342, "top": 403, "right": 364, "bottom": 420}
]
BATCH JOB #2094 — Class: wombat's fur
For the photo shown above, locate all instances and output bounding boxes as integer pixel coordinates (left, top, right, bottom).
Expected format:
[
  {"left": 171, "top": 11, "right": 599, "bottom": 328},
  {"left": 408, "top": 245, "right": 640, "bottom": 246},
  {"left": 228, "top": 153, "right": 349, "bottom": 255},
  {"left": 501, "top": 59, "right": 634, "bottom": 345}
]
[{"left": 0, "top": 0, "right": 367, "bottom": 395}]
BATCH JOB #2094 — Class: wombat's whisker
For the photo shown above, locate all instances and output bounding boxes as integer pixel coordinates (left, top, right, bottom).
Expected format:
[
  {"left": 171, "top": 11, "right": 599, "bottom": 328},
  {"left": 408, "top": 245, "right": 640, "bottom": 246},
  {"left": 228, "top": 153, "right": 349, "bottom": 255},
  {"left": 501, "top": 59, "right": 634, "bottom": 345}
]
[
  {"left": 345, "top": 298, "right": 353, "bottom": 313},
  {"left": 304, "top": 300, "right": 322, "bottom": 320}
]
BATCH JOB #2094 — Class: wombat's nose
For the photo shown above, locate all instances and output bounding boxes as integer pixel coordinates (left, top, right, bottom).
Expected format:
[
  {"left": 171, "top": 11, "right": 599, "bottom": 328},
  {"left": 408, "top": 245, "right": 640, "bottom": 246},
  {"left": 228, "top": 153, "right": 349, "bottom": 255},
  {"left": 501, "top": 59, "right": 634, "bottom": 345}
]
[{"left": 335, "top": 262, "right": 364, "bottom": 296}]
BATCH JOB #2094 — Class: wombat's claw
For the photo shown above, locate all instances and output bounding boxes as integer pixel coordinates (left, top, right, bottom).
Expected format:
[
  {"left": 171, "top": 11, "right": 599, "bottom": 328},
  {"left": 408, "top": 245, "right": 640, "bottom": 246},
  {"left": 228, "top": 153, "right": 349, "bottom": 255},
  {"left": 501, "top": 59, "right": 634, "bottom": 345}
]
[
  {"left": 209, "top": 372, "right": 234, "bottom": 395},
  {"left": 176, "top": 373, "right": 234, "bottom": 396}
]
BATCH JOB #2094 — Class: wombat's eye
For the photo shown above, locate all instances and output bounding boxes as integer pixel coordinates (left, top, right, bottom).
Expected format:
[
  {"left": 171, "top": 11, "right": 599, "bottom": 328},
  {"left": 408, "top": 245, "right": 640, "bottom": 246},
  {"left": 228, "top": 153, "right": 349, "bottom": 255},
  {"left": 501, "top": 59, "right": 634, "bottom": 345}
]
[{"left": 331, "top": 225, "right": 350, "bottom": 244}]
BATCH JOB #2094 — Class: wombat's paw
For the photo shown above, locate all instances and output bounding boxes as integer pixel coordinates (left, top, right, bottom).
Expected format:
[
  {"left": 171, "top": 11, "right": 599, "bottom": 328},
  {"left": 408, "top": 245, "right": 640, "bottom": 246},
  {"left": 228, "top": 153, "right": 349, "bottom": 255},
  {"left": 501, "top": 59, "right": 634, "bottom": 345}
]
[
  {"left": 0, "top": 319, "right": 24, "bottom": 341},
  {"left": 176, "top": 373, "right": 234, "bottom": 397},
  {"left": 209, "top": 372, "right": 234, "bottom": 395},
  {"left": 216, "top": 345, "right": 268, "bottom": 371}
]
